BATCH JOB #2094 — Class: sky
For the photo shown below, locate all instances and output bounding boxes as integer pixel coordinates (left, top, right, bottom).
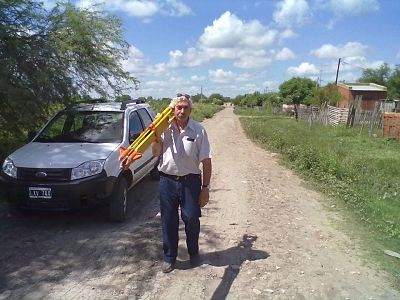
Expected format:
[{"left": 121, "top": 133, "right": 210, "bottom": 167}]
[{"left": 44, "top": 0, "right": 400, "bottom": 99}]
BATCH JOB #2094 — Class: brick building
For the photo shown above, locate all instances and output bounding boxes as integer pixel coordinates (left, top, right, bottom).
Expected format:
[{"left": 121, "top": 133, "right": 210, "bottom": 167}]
[{"left": 336, "top": 82, "right": 387, "bottom": 111}]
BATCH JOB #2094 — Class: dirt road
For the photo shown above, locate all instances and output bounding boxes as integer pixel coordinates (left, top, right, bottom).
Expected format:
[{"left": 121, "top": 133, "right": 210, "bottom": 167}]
[{"left": 0, "top": 106, "right": 398, "bottom": 300}]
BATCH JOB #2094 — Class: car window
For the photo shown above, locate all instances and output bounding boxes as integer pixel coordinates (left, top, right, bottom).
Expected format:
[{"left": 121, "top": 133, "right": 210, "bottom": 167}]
[
  {"left": 35, "top": 111, "right": 123, "bottom": 143},
  {"left": 129, "top": 111, "right": 144, "bottom": 138},
  {"left": 138, "top": 108, "right": 153, "bottom": 128}
]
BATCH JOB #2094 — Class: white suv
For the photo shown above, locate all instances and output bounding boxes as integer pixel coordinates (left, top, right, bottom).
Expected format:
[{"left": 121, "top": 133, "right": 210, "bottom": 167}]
[{"left": 0, "top": 100, "right": 159, "bottom": 221}]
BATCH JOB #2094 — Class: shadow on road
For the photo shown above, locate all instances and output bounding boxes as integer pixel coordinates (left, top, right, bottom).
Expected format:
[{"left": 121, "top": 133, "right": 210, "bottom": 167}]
[
  {"left": 0, "top": 176, "right": 163, "bottom": 298},
  {"left": 175, "top": 234, "right": 269, "bottom": 299}
]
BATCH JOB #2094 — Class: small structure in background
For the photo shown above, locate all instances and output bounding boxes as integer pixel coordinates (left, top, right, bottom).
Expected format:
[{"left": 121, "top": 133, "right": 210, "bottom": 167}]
[
  {"left": 394, "top": 100, "right": 400, "bottom": 113},
  {"left": 336, "top": 82, "right": 387, "bottom": 111},
  {"left": 383, "top": 112, "right": 400, "bottom": 139}
]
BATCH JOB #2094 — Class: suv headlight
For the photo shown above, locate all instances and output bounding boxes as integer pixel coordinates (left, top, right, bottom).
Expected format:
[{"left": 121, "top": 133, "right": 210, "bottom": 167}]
[
  {"left": 71, "top": 160, "right": 105, "bottom": 180},
  {"left": 2, "top": 157, "right": 17, "bottom": 178}
]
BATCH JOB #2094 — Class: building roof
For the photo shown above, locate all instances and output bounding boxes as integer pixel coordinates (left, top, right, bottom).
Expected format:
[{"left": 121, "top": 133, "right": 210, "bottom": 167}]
[{"left": 337, "top": 82, "right": 387, "bottom": 91}]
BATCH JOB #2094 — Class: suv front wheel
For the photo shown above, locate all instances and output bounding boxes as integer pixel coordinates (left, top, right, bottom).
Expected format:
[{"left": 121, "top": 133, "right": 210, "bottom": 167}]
[{"left": 109, "top": 177, "right": 128, "bottom": 222}]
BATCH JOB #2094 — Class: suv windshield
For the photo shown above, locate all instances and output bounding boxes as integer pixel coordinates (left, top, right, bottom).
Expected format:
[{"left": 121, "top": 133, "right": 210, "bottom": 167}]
[{"left": 35, "top": 110, "right": 124, "bottom": 143}]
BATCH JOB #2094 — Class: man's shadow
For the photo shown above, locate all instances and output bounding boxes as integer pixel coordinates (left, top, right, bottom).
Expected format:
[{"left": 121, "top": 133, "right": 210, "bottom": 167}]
[{"left": 176, "top": 234, "right": 269, "bottom": 300}]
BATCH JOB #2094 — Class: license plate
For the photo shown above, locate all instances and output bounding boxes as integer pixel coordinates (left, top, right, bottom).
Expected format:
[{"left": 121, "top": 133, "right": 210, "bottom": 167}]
[{"left": 29, "top": 187, "right": 52, "bottom": 199}]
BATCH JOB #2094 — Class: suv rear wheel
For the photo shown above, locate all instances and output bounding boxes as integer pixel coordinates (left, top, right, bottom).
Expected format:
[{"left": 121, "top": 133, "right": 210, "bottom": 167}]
[{"left": 109, "top": 177, "right": 128, "bottom": 222}]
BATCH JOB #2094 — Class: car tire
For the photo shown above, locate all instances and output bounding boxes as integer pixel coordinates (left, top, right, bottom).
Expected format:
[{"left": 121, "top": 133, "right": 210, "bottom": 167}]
[{"left": 109, "top": 177, "right": 128, "bottom": 222}]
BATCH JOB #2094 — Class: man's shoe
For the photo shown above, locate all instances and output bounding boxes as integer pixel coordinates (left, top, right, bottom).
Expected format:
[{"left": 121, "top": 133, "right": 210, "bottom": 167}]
[
  {"left": 161, "top": 261, "right": 175, "bottom": 273},
  {"left": 190, "top": 254, "right": 201, "bottom": 267}
]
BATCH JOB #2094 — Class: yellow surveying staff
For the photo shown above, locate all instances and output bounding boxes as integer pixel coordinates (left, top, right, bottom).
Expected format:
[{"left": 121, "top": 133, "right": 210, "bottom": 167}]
[{"left": 119, "top": 105, "right": 175, "bottom": 169}]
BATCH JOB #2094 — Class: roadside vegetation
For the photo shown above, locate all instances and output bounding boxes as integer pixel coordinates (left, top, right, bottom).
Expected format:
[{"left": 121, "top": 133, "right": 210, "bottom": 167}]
[
  {"left": 148, "top": 99, "right": 224, "bottom": 122},
  {"left": 235, "top": 106, "right": 400, "bottom": 287}
]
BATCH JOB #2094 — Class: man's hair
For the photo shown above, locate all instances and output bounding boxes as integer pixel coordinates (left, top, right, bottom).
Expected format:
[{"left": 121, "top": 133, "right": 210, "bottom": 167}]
[{"left": 170, "top": 93, "right": 193, "bottom": 109}]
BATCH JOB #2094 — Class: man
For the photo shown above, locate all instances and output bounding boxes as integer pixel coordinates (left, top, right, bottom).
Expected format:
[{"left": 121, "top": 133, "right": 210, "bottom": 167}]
[{"left": 152, "top": 93, "right": 212, "bottom": 273}]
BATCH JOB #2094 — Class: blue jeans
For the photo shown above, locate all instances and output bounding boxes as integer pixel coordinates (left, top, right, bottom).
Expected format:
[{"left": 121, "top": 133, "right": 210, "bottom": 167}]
[{"left": 159, "top": 173, "right": 201, "bottom": 263}]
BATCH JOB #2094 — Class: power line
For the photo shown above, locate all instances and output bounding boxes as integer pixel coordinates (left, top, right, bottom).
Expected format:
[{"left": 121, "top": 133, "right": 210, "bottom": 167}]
[{"left": 341, "top": 60, "right": 367, "bottom": 71}]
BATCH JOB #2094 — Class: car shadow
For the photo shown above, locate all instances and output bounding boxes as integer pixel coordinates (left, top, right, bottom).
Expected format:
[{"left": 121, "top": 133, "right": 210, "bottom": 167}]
[{"left": 0, "top": 176, "right": 163, "bottom": 298}]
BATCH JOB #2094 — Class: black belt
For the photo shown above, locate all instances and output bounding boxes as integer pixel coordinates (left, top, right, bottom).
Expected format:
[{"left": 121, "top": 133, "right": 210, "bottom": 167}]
[{"left": 159, "top": 172, "right": 199, "bottom": 181}]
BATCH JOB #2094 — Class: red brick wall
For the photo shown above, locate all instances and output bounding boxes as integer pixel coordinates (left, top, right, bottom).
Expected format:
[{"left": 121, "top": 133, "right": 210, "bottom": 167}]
[
  {"left": 337, "top": 86, "right": 387, "bottom": 111},
  {"left": 337, "top": 85, "right": 352, "bottom": 108}
]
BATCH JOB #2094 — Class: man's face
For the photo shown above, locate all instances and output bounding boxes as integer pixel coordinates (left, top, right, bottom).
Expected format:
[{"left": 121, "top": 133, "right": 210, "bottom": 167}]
[{"left": 174, "top": 100, "right": 191, "bottom": 122}]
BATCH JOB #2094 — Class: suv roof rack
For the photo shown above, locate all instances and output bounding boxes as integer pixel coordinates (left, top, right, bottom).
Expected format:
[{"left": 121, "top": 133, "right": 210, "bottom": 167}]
[
  {"left": 64, "top": 98, "right": 110, "bottom": 110},
  {"left": 121, "top": 98, "right": 146, "bottom": 110}
]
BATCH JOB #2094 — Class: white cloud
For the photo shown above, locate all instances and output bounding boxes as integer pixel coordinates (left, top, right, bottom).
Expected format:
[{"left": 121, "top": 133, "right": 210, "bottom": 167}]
[
  {"left": 161, "top": 0, "right": 191, "bottom": 17},
  {"left": 263, "top": 81, "right": 279, "bottom": 92},
  {"left": 164, "top": 11, "right": 299, "bottom": 70},
  {"left": 329, "top": 0, "right": 379, "bottom": 16},
  {"left": 273, "top": 0, "right": 312, "bottom": 28},
  {"left": 196, "top": 11, "right": 285, "bottom": 68},
  {"left": 76, "top": 0, "right": 158, "bottom": 17},
  {"left": 165, "top": 11, "right": 284, "bottom": 69},
  {"left": 190, "top": 75, "right": 206, "bottom": 82},
  {"left": 340, "top": 56, "right": 384, "bottom": 71},
  {"left": 325, "top": 0, "right": 379, "bottom": 29},
  {"left": 287, "top": 62, "right": 319, "bottom": 76},
  {"left": 208, "top": 69, "right": 252, "bottom": 84},
  {"left": 133, "top": 76, "right": 195, "bottom": 98},
  {"left": 278, "top": 29, "right": 297, "bottom": 43},
  {"left": 76, "top": 0, "right": 191, "bottom": 18},
  {"left": 199, "top": 11, "right": 277, "bottom": 50},
  {"left": 311, "top": 42, "right": 368, "bottom": 59},
  {"left": 122, "top": 46, "right": 168, "bottom": 78},
  {"left": 167, "top": 48, "right": 210, "bottom": 68},
  {"left": 209, "top": 69, "right": 235, "bottom": 83},
  {"left": 233, "top": 51, "right": 273, "bottom": 68},
  {"left": 275, "top": 47, "right": 296, "bottom": 60},
  {"left": 396, "top": 51, "right": 400, "bottom": 59}
]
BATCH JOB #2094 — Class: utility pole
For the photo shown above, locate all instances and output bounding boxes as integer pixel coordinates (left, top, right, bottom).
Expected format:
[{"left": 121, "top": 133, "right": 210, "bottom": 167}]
[
  {"left": 335, "top": 58, "right": 341, "bottom": 85},
  {"left": 200, "top": 86, "right": 203, "bottom": 103}
]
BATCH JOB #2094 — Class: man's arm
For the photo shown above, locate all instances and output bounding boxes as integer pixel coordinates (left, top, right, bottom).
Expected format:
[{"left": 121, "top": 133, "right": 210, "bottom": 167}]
[
  {"left": 201, "top": 158, "right": 212, "bottom": 186},
  {"left": 152, "top": 139, "right": 162, "bottom": 157},
  {"left": 199, "top": 158, "right": 211, "bottom": 208}
]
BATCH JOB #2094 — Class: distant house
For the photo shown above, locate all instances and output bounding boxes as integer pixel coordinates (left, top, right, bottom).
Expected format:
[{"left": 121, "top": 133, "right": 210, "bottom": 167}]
[{"left": 336, "top": 82, "right": 387, "bottom": 111}]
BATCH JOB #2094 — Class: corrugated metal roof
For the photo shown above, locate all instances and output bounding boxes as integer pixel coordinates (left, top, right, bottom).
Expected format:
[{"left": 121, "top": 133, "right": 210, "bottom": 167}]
[
  {"left": 339, "top": 82, "right": 387, "bottom": 91},
  {"left": 348, "top": 85, "right": 385, "bottom": 91}
]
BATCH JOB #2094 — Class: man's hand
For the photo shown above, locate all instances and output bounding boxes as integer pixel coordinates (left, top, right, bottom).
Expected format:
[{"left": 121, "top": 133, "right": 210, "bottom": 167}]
[
  {"left": 199, "top": 187, "right": 209, "bottom": 208},
  {"left": 151, "top": 137, "right": 162, "bottom": 156}
]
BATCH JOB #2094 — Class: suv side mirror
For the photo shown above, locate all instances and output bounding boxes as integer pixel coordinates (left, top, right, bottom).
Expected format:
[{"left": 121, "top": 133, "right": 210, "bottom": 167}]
[{"left": 27, "top": 131, "right": 37, "bottom": 141}]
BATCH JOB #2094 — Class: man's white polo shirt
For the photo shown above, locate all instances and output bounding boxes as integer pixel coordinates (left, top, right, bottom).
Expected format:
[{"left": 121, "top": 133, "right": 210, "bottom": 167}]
[{"left": 158, "top": 118, "right": 211, "bottom": 176}]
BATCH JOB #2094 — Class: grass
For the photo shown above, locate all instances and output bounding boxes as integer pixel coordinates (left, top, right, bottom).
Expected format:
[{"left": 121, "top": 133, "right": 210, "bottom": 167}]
[{"left": 235, "top": 106, "right": 400, "bottom": 288}]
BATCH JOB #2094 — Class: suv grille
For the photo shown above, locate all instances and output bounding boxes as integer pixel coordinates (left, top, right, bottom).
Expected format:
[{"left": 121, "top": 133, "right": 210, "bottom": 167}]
[{"left": 18, "top": 168, "right": 71, "bottom": 182}]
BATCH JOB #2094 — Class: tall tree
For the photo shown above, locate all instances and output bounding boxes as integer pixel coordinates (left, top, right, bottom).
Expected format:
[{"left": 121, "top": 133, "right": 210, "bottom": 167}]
[
  {"left": 387, "top": 66, "right": 400, "bottom": 99},
  {"left": 208, "top": 93, "right": 224, "bottom": 101},
  {"left": 279, "top": 77, "right": 315, "bottom": 119},
  {"left": 0, "top": 0, "right": 138, "bottom": 137},
  {"left": 358, "top": 63, "right": 390, "bottom": 87},
  {"left": 358, "top": 63, "right": 400, "bottom": 99},
  {"left": 309, "top": 83, "right": 342, "bottom": 106}
]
